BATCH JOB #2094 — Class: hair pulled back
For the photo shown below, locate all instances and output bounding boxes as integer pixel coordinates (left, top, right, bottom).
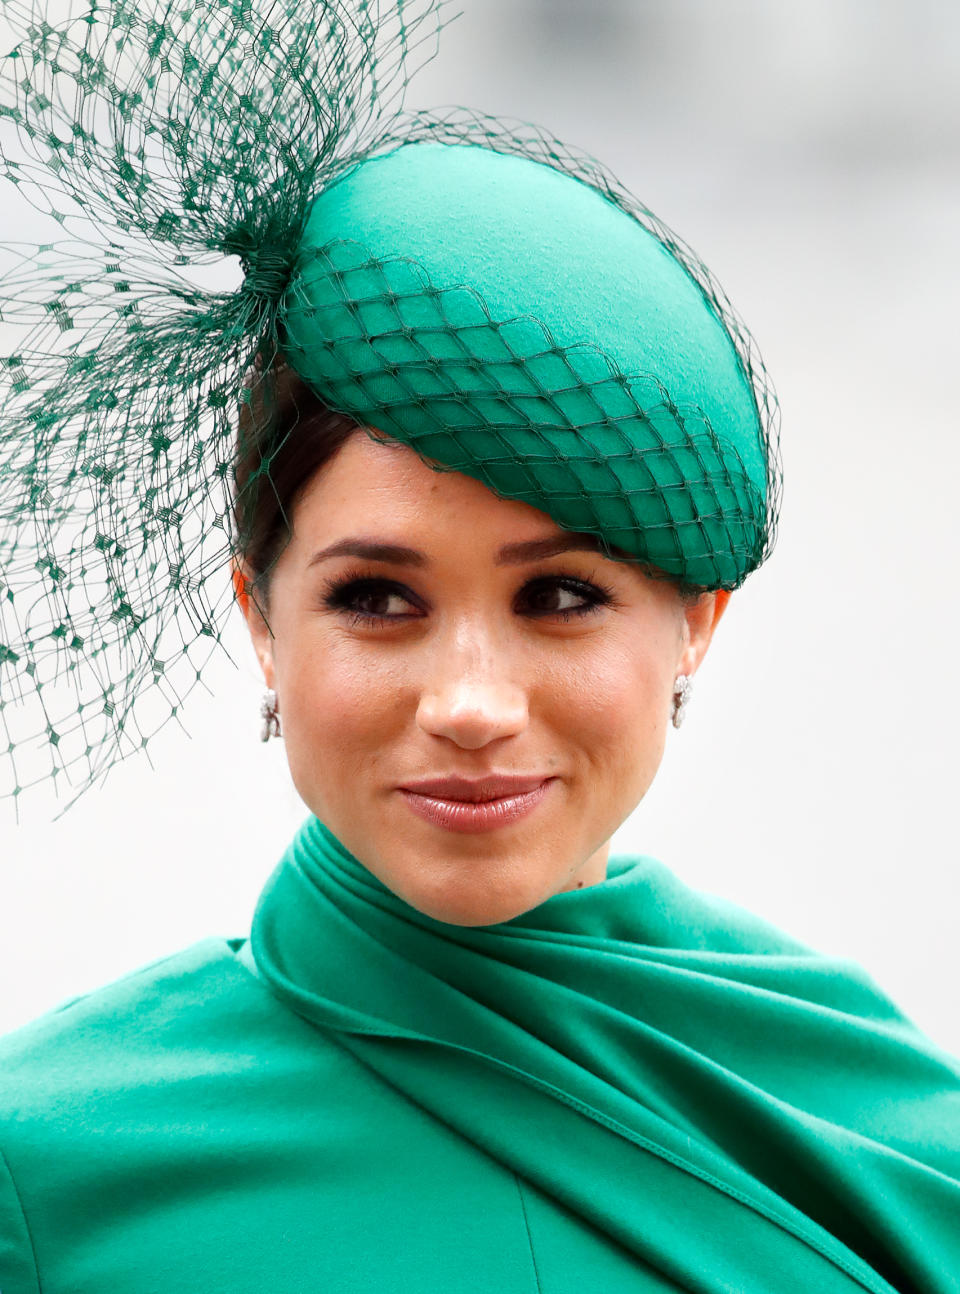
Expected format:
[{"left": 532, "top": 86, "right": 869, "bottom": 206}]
[{"left": 232, "top": 353, "right": 359, "bottom": 609}]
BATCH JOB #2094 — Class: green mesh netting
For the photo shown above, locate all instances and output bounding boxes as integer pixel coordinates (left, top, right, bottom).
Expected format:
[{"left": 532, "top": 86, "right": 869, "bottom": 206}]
[
  {"left": 278, "top": 138, "right": 773, "bottom": 587},
  {"left": 0, "top": 0, "right": 781, "bottom": 820}
]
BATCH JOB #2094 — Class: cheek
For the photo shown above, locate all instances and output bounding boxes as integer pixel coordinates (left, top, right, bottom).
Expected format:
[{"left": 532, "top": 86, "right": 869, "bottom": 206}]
[
  {"left": 277, "top": 635, "right": 406, "bottom": 789},
  {"left": 543, "top": 638, "right": 673, "bottom": 779}
]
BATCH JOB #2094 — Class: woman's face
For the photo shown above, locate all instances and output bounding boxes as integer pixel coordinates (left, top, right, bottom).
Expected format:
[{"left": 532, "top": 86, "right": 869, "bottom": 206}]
[{"left": 240, "top": 429, "right": 727, "bottom": 927}]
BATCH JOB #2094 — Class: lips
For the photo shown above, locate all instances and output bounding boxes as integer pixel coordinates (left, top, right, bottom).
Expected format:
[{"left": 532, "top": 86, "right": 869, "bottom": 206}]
[
  {"left": 397, "top": 775, "right": 555, "bottom": 834},
  {"left": 398, "top": 774, "right": 549, "bottom": 802}
]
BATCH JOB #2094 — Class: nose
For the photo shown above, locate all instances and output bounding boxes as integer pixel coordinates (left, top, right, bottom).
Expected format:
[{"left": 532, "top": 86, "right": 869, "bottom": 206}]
[
  {"left": 415, "top": 633, "right": 529, "bottom": 750},
  {"left": 416, "top": 683, "right": 529, "bottom": 749}
]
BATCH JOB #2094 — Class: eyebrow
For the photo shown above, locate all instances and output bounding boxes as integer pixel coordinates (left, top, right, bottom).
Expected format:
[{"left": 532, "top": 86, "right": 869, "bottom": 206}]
[{"left": 306, "top": 533, "right": 612, "bottom": 569}]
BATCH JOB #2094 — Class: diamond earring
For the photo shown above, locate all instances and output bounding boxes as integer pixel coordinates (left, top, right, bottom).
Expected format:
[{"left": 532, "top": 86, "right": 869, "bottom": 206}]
[
  {"left": 671, "top": 674, "right": 692, "bottom": 729},
  {"left": 260, "top": 688, "right": 282, "bottom": 741}
]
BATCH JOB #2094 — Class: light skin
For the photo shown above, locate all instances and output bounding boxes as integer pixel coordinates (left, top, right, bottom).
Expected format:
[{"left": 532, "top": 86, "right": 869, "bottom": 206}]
[{"left": 236, "top": 428, "right": 729, "bottom": 928}]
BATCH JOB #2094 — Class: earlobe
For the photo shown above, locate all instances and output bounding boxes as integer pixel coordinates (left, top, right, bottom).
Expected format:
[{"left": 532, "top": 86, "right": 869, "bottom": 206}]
[{"left": 255, "top": 638, "right": 276, "bottom": 693}]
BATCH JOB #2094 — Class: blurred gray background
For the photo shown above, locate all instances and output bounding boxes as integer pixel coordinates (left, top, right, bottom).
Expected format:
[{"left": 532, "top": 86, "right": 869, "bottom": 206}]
[{"left": 2, "top": 0, "right": 959, "bottom": 1054}]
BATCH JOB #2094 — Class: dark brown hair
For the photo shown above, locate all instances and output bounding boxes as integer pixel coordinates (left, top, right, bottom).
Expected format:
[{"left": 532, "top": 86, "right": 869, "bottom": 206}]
[{"left": 233, "top": 354, "right": 359, "bottom": 610}]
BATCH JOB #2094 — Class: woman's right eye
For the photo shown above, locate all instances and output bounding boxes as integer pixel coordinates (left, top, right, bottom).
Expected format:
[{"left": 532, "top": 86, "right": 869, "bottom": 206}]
[{"left": 322, "top": 577, "right": 420, "bottom": 623}]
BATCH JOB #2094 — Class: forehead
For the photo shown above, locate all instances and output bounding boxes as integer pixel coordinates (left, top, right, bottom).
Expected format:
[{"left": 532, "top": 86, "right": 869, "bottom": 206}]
[{"left": 293, "top": 428, "right": 575, "bottom": 542}]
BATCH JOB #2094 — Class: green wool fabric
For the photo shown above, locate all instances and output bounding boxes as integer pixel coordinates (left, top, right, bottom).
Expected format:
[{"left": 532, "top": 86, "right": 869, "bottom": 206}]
[
  {"left": 281, "top": 141, "right": 768, "bottom": 588},
  {"left": 2, "top": 816, "right": 959, "bottom": 1293}
]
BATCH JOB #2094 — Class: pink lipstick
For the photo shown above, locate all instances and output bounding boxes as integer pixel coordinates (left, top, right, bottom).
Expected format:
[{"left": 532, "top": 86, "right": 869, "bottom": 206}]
[{"left": 397, "top": 774, "right": 554, "bottom": 835}]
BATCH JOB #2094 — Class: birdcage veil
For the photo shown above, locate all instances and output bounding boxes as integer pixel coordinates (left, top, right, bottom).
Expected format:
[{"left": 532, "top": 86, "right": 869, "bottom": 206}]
[{"left": 0, "top": 0, "right": 779, "bottom": 819}]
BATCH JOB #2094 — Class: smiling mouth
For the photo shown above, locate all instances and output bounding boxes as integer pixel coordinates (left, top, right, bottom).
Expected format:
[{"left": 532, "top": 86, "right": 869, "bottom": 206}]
[
  {"left": 398, "top": 773, "right": 551, "bottom": 801},
  {"left": 397, "top": 778, "right": 555, "bottom": 834}
]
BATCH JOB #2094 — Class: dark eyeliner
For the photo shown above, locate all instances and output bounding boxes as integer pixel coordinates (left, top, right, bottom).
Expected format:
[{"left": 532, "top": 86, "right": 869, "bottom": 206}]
[
  {"left": 319, "top": 568, "right": 423, "bottom": 627},
  {"left": 317, "top": 566, "right": 617, "bottom": 625},
  {"left": 517, "top": 571, "right": 617, "bottom": 620}
]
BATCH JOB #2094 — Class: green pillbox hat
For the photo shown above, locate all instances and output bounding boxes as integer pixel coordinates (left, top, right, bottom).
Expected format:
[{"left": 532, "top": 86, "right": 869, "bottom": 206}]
[{"left": 281, "top": 140, "right": 772, "bottom": 590}]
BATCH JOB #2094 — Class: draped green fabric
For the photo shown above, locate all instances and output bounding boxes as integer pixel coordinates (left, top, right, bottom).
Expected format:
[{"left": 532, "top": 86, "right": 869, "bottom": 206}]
[
  {"left": 249, "top": 816, "right": 960, "bottom": 1294},
  {"left": 3, "top": 816, "right": 960, "bottom": 1291}
]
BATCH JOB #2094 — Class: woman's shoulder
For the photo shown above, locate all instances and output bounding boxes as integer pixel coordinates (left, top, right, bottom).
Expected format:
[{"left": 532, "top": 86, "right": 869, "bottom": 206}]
[
  {"left": 1, "top": 936, "right": 238, "bottom": 1050},
  {"left": 0, "top": 936, "right": 295, "bottom": 1119}
]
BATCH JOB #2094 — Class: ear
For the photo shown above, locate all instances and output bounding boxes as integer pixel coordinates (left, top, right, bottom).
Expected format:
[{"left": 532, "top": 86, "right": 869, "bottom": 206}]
[
  {"left": 677, "top": 589, "right": 731, "bottom": 678},
  {"left": 231, "top": 560, "right": 276, "bottom": 690}
]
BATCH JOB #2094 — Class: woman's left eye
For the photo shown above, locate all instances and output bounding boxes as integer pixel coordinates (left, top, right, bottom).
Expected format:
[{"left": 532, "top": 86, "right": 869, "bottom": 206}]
[{"left": 517, "top": 576, "right": 612, "bottom": 619}]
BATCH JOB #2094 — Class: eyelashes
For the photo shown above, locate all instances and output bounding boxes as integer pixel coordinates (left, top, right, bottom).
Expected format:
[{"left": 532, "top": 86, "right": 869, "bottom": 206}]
[{"left": 319, "top": 567, "right": 618, "bottom": 629}]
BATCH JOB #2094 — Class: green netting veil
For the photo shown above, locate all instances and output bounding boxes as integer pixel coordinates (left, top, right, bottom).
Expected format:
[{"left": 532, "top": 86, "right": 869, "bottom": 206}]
[{"left": 0, "top": 0, "right": 781, "bottom": 818}]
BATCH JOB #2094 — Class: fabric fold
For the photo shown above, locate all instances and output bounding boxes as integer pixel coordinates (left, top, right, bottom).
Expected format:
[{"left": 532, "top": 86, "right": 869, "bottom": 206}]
[{"left": 249, "top": 816, "right": 960, "bottom": 1293}]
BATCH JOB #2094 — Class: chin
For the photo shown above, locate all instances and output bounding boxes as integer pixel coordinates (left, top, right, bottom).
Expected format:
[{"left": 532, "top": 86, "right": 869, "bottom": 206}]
[
  {"left": 388, "top": 862, "right": 554, "bottom": 929},
  {"left": 412, "top": 894, "right": 538, "bottom": 929}
]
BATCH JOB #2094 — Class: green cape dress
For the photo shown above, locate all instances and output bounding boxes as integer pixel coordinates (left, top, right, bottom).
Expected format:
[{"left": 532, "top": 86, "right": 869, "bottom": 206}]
[{"left": 2, "top": 815, "right": 959, "bottom": 1292}]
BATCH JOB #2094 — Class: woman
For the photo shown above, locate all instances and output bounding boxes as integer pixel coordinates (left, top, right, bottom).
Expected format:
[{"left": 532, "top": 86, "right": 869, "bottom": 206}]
[{"left": 1, "top": 1, "right": 959, "bottom": 1292}]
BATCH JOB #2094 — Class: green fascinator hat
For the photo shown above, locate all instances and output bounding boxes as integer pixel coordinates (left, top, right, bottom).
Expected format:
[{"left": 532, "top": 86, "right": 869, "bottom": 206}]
[
  {"left": 0, "top": 0, "right": 780, "bottom": 815},
  {"left": 283, "top": 140, "right": 773, "bottom": 587}
]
